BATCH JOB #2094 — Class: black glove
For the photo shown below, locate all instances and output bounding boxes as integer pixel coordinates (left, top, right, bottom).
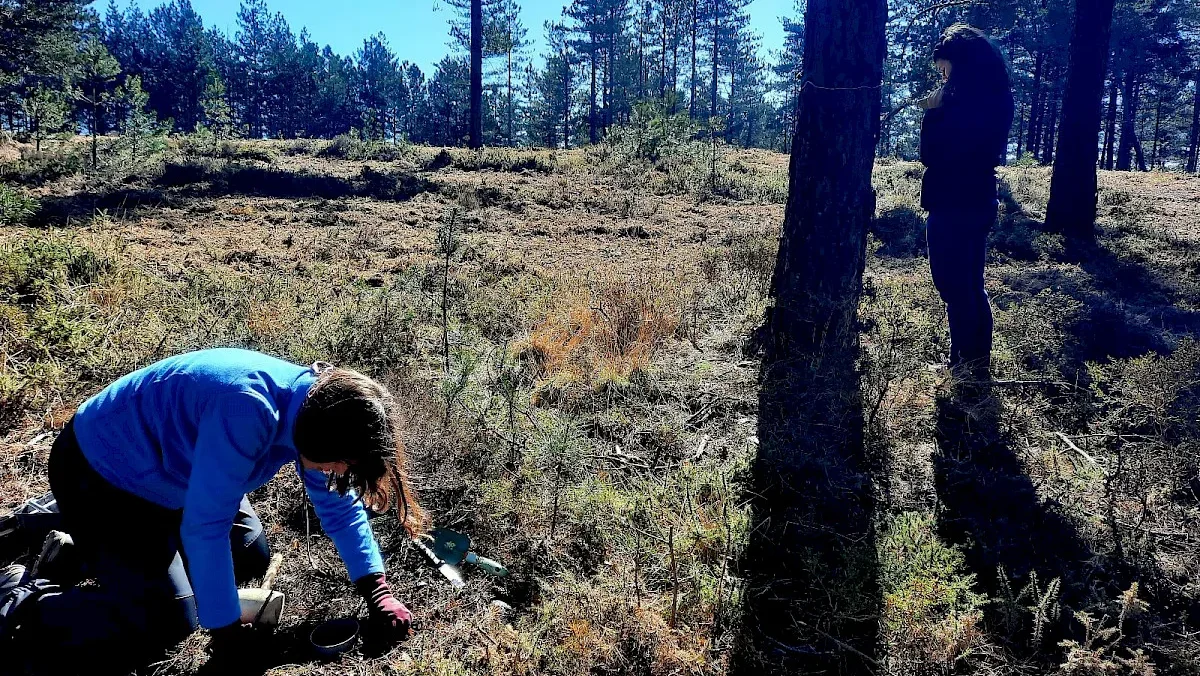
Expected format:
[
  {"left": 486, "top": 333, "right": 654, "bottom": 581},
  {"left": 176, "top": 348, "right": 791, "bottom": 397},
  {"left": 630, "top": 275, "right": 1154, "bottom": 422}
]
[
  {"left": 354, "top": 572, "right": 412, "bottom": 643},
  {"left": 208, "top": 621, "right": 259, "bottom": 663}
]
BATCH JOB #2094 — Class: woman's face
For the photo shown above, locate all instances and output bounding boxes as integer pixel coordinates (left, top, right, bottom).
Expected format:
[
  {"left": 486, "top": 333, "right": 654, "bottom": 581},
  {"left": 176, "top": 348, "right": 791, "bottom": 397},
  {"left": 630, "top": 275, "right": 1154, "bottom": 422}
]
[
  {"left": 301, "top": 456, "right": 350, "bottom": 477},
  {"left": 936, "top": 59, "right": 952, "bottom": 82}
]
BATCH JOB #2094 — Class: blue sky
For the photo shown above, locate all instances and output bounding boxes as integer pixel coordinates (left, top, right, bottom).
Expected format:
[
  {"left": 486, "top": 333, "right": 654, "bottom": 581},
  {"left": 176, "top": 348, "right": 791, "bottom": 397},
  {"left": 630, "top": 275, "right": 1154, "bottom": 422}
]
[{"left": 93, "top": 0, "right": 798, "bottom": 74}]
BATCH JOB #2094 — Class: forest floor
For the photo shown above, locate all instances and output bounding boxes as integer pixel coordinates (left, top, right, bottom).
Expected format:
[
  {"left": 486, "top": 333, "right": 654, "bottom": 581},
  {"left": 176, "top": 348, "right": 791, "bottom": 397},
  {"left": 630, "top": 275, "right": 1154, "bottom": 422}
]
[{"left": 1, "top": 136, "right": 1198, "bottom": 675}]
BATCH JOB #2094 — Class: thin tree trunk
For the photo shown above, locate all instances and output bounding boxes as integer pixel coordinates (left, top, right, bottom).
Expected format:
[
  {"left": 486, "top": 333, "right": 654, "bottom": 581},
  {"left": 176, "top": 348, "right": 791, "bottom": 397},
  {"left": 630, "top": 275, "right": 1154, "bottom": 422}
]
[
  {"left": 469, "top": 0, "right": 483, "bottom": 149},
  {"left": 507, "top": 48, "right": 514, "bottom": 145},
  {"left": 1041, "top": 91, "right": 1060, "bottom": 165},
  {"left": 1188, "top": 73, "right": 1200, "bottom": 173},
  {"left": 1027, "top": 53, "right": 1045, "bottom": 160},
  {"left": 690, "top": 0, "right": 698, "bottom": 117},
  {"left": 1116, "top": 71, "right": 1139, "bottom": 170},
  {"left": 710, "top": 8, "right": 719, "bottom": 121},
  {"left": 1150, "top": 96, "right": 1161, "bottom": 169},
  {"left": 1102, "top": 74, "right": 1119, "bottom": 169},
  {"left": 1046, "top": 0, "right": 1117, "bottom": 241},
  {"left": 589, "top": 51, "right": 598, "bottom": 144},
  {"left": 1015, "top": 99, "right": 1027, "bottom": 157}
]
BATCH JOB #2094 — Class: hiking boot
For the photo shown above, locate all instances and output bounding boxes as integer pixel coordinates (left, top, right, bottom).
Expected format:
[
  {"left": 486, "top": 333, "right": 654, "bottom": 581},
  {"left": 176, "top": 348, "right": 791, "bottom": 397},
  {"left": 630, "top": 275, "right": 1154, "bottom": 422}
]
[
  {"left": 0, "top": 565, "right": 24, "bottom": 596},
  {"left": 30, "top": 530, "right": 74, "bottom": 581}
]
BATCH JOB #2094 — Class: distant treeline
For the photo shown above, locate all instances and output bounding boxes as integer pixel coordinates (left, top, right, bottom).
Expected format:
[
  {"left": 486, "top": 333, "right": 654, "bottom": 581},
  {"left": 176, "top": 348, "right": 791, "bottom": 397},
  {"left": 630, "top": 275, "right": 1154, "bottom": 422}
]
[{"left": 1, "top": 0, "right": 1198, "bottom": 170}]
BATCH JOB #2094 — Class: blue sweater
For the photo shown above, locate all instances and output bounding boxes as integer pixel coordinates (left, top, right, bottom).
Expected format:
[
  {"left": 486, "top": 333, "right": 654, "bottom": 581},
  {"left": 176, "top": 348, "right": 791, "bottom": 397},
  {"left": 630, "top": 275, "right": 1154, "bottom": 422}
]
[{"left": 73, "top": 348, "right": 384, "bottom": 629}]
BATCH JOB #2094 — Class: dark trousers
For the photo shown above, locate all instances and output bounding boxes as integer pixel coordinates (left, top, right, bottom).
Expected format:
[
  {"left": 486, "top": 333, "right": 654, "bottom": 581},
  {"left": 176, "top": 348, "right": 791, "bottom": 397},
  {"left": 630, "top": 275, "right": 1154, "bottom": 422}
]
[
  {"left": 20, "top": 419, "right": 271, "bottom": 667},
  {"left": 927, "top": 204, "right": 997, "bottom": 372}
]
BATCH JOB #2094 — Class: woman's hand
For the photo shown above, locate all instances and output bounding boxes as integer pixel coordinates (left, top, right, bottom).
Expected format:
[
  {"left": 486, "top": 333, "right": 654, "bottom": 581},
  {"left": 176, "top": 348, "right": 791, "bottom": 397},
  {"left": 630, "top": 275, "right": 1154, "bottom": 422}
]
[
  {"left": 354, "top": 572, "right": 412, "bottom": 642},
  {"left": 918, "top": 87, "right": 945, "bottom": 110}
]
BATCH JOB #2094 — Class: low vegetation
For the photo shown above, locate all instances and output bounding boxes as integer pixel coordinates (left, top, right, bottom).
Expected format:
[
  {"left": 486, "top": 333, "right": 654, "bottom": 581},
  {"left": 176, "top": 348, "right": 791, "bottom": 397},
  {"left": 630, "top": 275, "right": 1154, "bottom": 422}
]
[{"left": 1, "top": 134, "right": 1198, "bottom": 675}]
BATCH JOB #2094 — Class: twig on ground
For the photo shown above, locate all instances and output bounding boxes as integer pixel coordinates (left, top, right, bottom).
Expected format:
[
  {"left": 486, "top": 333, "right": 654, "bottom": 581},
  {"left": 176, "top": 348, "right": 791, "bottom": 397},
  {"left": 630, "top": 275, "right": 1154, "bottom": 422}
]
[{"left": 1053, "top": 431, "right": 1100, "bottom": 466}]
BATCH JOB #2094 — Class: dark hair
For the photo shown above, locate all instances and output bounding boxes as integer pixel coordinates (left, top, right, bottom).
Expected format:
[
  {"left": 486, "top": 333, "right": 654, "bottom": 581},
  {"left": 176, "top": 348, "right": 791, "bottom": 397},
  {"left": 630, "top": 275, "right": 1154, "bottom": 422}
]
[
  {"left": 293, "top": 366, "right": 425, "bottom": 536},
  {"left": 933, "top": 23, "right": 1011, "bottom": 99}
]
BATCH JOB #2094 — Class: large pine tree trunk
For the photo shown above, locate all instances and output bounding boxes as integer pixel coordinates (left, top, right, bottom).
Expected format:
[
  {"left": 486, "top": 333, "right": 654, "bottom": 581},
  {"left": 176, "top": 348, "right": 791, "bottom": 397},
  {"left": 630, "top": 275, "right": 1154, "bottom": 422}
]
[
  {"left": 733, "top": 0, "right": 886, "bottom": 672},
  {"left": 1116, "top": 71, "right": 1139, "bottom": 171},
  {"left": 1046, "top": 0, "right": 1116, "bottom": 241},
  {"left": 469, "top": 0, "right": 483, "bottom": 149},
  {"left": 1187, "top": 73, "right": 1199, "bottom": 173}
]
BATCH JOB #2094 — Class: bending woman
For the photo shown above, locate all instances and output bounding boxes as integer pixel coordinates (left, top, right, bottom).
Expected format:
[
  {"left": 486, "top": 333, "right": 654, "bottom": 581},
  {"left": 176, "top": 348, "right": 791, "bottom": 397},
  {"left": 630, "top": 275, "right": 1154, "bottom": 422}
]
[
  {"left": 0, "top": 348, "right": 423, "bottom": 668},
  {"left": 918, "top": 24, "right": 1015, "bottom": 378}
]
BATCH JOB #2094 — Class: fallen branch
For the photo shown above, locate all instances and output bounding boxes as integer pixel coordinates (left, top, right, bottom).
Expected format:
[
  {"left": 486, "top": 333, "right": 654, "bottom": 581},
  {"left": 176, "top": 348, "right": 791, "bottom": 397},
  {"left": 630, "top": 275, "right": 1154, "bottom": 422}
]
[{"left": 1053, "top": 432, "right": 1100, "bottom": 466}]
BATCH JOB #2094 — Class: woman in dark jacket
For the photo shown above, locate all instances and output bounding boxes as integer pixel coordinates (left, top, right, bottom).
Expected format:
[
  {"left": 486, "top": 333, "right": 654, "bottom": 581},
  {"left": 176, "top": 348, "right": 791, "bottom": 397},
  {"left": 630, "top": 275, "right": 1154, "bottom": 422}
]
[{"left": 919, "top": 24, "right": 1015, "bottom": 377}]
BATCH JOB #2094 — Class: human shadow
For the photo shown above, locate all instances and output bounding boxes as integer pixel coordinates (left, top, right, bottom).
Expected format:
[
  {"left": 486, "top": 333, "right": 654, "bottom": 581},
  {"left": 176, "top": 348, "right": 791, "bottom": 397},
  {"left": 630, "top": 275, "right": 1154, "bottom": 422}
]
[
  {"left": 730, "top": 341, "right": 879, "bottom": 674},
  {"left": 932, "top": 388, "right": 1106, "bottom": 656}
]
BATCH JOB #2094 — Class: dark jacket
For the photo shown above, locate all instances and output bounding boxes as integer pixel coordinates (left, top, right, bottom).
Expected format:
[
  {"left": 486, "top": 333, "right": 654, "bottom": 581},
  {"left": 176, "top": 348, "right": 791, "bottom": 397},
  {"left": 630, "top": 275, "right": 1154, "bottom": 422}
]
[{"left": 919, "top": 82, "right": 1015, "bottom": 212}]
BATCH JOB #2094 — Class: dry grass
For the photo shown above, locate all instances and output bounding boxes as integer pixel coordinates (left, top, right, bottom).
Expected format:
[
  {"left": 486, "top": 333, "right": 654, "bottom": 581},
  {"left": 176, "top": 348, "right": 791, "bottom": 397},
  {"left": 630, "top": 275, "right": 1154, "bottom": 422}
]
[
  {"left": 517, "top": 270, "right": 691, "bottom": 398},
  {"left": 1, "top": 140, "right": 1199, "bottom": 675}
]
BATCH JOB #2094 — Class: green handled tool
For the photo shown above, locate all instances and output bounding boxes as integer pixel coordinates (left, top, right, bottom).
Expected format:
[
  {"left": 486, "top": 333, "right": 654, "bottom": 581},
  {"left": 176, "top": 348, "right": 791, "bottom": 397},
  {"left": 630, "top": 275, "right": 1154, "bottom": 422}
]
[{"left": 429, "top": 528, "right": 508, "bottom": 578}]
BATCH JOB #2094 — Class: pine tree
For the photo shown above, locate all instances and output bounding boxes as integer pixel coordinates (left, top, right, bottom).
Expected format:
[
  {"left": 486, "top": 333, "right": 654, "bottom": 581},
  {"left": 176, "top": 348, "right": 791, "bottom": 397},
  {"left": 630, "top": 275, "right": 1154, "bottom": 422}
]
[
  {"left": 737, "top": 0, "right": 887, "bottom": 672},
  {"left": 73, "top": 37, "right": 122, "bottom": 167},
  {"left": 23, "top": 85, "right": 69, "bottom": 152},
  {"left": 1046, "top": 0, "right": 1118, "bottom": 241}
]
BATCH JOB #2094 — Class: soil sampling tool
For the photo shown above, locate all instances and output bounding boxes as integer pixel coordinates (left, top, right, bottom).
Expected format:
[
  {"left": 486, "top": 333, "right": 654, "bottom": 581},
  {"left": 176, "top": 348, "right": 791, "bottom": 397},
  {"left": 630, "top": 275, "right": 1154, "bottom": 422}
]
[
  {"left": 237, "top": 553, "right": 285, "bottom": 627},
  {"left": 413, "top": 528, "right": 508, "bottom": 588}
]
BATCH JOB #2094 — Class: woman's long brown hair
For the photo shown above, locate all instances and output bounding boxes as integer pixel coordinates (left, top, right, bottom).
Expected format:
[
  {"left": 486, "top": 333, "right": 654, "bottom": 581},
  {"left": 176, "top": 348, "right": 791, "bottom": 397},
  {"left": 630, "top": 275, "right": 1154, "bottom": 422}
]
[{"left": 294, "top": 366, "right": 427, "bottom": 537}]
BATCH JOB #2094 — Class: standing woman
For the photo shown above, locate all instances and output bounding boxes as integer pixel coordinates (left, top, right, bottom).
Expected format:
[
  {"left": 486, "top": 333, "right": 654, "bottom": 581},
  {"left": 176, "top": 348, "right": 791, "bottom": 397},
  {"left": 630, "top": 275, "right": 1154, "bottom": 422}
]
[
  {"left": 918, "top": 24, "right": 1015, "bottom": 378},
  {"left": 0, "top": 348, "right": 424, "bottom": 670}
]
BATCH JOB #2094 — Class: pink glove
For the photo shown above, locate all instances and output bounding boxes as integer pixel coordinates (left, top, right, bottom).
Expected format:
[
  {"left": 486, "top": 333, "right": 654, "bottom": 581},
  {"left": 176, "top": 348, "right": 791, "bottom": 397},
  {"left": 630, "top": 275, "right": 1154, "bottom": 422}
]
[{"left": 354, "top": 572, "right": 412, "bottom": 642}]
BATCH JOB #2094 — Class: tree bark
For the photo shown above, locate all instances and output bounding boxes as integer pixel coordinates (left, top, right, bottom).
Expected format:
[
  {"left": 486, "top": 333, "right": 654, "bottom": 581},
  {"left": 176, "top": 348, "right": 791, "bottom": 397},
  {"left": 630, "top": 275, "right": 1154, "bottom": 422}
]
[
  {"left": 733, "top": 0, "right": 886, "bottom": 672},
  {"left": 1187, "top": 74, "right": 1199, "bottom": 173},
  {"left": 1102, "top": 74, "right": 1118, "bottom": 169},
  {"left": 469, "top": 0, "right": 483, "bottom": 149},
  {"left": 1046, "top": 0, "right": 1117, "bottom": 241}
]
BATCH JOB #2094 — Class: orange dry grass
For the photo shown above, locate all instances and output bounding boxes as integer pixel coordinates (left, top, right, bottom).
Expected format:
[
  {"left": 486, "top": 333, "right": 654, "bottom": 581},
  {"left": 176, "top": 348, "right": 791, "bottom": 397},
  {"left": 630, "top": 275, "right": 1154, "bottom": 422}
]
[{"left": 520, "top": 272, "right": 686, "bottom": 385}]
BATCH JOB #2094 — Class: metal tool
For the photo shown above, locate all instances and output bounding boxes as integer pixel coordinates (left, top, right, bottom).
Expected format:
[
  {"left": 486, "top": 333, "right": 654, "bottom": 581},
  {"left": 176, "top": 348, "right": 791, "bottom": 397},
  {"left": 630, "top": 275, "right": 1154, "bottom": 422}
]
[
  {"left": 413, "top": 534, "right": 466, "bottom": 588},
  {"left": 429, "top": 528, "right": 508, "bottom": 577}
]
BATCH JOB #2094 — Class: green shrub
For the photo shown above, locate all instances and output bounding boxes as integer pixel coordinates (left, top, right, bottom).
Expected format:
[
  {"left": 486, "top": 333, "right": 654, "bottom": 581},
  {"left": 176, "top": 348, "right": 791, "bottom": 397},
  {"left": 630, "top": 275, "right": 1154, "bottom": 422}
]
[
  {"left": 320, "top": 133, "right": 411, "bottom": 161},
  {"left": 0, "top": 184, "right": 39, "bottom": 226},
  {"left": 0, "top": 149, "right": 86, "bottom": 185}
]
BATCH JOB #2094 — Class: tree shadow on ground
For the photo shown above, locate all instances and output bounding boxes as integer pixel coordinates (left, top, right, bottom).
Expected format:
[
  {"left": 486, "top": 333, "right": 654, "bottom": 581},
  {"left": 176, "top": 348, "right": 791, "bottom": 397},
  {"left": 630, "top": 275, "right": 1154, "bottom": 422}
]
[
  {"left": 932, "top": 388, "right": 1109, "bottom": 657},
  {"left": 730, "top": 348, "right": 879, "bottom": 675},
  {"left": 994, "top": 179, "right": 1200, "bottom": 375},
  {"left": 32, "top": 161, "right": 438, "bottom": 227}
]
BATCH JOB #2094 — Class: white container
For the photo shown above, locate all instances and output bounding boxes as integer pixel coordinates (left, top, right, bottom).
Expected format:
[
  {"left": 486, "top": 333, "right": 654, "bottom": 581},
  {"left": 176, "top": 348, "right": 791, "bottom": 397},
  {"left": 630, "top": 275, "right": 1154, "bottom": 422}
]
[{"left": 237, "top": 588, "right": 286, "bottom": 627}]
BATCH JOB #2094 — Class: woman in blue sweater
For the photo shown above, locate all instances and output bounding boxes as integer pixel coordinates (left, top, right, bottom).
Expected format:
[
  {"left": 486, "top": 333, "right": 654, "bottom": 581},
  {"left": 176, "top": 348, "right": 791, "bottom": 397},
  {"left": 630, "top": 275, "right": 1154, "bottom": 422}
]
[
  {"left": 918, "top": 24, "right": 1015, "bottom": 378},
  {"left": 0, "top": 348, "right": 424, "bottom": 666}
]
